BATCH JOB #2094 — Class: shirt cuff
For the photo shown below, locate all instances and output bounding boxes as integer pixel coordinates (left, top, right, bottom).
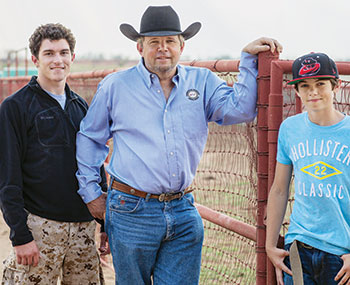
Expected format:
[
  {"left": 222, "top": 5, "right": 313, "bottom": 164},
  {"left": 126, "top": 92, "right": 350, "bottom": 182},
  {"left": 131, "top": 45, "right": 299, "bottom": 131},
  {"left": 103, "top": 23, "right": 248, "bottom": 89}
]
[
  {"left": 78, "top": 183, "right": 103, "bottom": 203},
  {"left": 240, "top": 51, "right": 258, "bottom": 68}
]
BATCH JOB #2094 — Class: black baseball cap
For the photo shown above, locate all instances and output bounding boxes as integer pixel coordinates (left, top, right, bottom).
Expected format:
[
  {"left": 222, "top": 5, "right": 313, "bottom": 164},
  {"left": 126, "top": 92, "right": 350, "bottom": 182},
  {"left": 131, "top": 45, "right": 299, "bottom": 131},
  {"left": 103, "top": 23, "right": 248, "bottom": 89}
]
[{"left": 287, "top": 52, "right": 339, "bottom": 85}]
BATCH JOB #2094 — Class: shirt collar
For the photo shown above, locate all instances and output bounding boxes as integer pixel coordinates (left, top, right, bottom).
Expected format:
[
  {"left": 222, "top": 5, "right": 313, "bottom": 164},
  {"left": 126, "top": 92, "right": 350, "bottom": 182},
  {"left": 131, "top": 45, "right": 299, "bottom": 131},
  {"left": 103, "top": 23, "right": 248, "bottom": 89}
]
[
  {"left": 136, "top": 58, "right": 181, "bottom": 88},
  {"left": 136, "top": 59, "right": 152, "bottom": 88},
  {"left": 174, "top": 64, "right": 184, "bottom": 86}
]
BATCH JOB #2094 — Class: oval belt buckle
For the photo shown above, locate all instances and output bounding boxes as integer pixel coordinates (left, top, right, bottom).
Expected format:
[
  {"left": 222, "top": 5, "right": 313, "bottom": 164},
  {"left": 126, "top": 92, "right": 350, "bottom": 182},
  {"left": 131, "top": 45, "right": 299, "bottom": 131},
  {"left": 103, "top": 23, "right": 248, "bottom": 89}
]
[{"left": 158, "top": 193, "right": 165, "bottom": 202}]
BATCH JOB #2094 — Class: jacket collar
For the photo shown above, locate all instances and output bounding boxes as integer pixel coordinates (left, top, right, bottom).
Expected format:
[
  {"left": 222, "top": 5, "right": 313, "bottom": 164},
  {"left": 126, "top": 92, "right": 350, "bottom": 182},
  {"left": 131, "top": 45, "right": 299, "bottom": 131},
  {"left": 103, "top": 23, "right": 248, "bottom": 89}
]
[{"left": 28, "top": 76, "right": 78, "bottom": 101}]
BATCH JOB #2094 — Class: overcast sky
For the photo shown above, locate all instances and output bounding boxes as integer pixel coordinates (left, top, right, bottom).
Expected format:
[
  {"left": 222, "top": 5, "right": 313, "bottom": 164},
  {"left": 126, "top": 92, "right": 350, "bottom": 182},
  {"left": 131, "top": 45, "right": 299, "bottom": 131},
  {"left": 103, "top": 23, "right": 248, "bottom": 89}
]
[{"left": 1, "top": 0, "right": 349, "bottom": 61}]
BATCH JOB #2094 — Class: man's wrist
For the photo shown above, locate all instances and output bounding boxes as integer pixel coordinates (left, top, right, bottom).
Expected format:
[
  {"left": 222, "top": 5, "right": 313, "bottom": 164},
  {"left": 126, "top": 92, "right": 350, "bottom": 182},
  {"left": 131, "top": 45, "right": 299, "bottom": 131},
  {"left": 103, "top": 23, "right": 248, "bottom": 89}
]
[{"left": 78, "top": 185, "right": 103, "bottom": 203}]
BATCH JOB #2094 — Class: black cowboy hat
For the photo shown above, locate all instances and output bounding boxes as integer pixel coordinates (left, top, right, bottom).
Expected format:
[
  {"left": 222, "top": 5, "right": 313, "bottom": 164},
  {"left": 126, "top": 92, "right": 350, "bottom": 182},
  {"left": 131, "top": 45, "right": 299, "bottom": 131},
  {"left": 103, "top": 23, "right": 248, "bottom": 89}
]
[{"left": 120, "top": 6, "right": 201, "bottom": 41}]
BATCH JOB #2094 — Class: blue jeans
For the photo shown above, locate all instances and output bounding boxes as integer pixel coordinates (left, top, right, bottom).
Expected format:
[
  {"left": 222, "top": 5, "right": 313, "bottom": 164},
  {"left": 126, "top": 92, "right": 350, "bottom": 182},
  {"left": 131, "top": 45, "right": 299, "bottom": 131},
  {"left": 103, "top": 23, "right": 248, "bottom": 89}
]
[
  {"left": 283, "top": 241, "right": 343, "bottom": 284},
  {"left": 105, "top": 186, "right": 204, "bottom": 285}
]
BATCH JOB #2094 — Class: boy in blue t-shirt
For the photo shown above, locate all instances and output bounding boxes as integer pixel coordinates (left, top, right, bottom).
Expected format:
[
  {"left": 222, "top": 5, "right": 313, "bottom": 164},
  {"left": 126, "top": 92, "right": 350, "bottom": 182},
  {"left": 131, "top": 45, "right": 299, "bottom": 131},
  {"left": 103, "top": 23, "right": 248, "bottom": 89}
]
[{"left": 266, "top": 52, "right": 350, "bottom": 284}]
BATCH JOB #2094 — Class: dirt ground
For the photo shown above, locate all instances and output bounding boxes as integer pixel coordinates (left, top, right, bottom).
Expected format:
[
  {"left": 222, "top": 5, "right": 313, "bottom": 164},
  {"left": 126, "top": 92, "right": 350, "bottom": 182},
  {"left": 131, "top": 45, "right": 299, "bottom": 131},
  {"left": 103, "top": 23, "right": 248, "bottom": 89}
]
[{"left": 0, "top": 214, "right": 115, "bottom": 284}]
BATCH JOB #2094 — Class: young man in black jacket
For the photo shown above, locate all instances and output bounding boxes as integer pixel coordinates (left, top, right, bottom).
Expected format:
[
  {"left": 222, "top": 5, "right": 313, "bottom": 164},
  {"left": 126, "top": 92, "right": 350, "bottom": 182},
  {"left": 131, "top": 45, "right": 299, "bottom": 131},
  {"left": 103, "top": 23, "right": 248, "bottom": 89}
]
[{"left": 0, "top": 23, "right": 105, "bottom": 284}]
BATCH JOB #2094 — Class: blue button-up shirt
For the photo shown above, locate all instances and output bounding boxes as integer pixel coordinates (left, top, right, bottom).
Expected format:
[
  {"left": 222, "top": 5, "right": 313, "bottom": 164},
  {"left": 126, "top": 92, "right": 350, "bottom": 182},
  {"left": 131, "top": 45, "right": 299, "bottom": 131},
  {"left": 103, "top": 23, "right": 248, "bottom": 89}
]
[{"left": 76, "top": 52, "right": 258, "bottom": 203}]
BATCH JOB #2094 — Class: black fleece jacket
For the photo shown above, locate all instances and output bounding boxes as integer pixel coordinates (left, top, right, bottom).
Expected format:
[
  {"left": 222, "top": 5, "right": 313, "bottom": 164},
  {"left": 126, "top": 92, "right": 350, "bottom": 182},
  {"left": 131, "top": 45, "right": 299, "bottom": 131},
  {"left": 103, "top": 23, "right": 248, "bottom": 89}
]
[{"left": 0, "top": 76, "right": 106, "bottom": 246}]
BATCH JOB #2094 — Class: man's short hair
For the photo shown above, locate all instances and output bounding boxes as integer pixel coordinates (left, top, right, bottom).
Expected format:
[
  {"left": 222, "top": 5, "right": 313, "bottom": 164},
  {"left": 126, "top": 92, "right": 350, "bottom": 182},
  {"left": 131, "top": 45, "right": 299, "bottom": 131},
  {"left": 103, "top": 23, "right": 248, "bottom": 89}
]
[
  {"left": 294, "top": 78, "right": 339, "bottom": 92},
  {"left": 29, "top": 23, "right": 76, "bottom": 58}
]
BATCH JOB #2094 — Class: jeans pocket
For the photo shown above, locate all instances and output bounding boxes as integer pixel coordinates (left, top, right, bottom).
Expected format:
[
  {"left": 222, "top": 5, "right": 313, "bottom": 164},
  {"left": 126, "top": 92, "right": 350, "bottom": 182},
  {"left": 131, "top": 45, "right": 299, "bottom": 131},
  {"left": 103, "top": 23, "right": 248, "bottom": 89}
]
[
  {"left": 284, "top": 243, "right": 292, "bottom": 251},
  {"left": 283, "top": 243, "right": 292, "bottom": 270},
  {"left": 183, "top": 193, "right": 196, "bottom": 207},
  {"left": 323, "top": 252, "right": 343, "bottom": 274},
  {"left": 109, "top": 190, "right": 142, "bottom": 213}
]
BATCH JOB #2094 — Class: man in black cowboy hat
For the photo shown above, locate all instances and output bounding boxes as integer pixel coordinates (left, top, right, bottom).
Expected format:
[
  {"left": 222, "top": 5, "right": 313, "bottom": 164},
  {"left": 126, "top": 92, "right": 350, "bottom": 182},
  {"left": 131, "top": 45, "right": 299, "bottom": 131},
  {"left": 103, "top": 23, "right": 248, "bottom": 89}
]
[{"left": 76, "top": 5, "right": 282, "bottom": 285}]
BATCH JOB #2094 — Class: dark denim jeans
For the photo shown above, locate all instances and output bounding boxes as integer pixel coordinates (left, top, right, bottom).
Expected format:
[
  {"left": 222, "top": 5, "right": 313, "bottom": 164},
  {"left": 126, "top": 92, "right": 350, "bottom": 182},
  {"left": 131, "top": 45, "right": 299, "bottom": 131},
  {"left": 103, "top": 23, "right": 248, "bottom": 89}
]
[
  {"left": 105, "top": 187, "right": 204, "bottom": 285},
  {"left": 284, "top": 242, "right": 343, "bottom": 284}
]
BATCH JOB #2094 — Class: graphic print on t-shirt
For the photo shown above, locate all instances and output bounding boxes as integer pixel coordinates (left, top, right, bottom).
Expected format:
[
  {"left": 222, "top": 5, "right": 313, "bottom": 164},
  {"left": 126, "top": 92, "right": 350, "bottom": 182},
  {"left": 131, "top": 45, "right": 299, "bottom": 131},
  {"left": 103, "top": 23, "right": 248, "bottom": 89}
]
[
  {"left": 288, "top": 138, "right": 349, "bottom": 200},
  {"left": 300, "top": 161, "right": 342, "bottom": 180}
]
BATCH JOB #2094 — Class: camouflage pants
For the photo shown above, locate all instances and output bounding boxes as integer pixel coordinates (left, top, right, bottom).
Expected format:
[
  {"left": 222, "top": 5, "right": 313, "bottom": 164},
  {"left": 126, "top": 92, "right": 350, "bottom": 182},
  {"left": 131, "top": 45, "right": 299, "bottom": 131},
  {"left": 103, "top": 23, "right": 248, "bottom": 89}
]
[{"left": 2, "top": 213, "right": 104, "bottom": 285}]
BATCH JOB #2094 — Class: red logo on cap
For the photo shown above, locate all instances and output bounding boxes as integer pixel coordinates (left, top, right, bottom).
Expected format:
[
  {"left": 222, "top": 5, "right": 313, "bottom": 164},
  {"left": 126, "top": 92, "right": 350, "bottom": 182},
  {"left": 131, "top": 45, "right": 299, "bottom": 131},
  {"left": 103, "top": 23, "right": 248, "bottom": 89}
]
[{"left": 299, "top": 57, "right": 321, "bottom": 76}]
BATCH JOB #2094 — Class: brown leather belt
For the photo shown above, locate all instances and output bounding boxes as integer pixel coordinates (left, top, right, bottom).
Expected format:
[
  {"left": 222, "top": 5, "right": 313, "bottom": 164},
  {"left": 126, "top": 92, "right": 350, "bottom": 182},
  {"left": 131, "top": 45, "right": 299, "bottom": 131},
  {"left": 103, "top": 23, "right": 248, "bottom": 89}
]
[{"left": 111, "top": 180, "right": 193, "bottom": 202}]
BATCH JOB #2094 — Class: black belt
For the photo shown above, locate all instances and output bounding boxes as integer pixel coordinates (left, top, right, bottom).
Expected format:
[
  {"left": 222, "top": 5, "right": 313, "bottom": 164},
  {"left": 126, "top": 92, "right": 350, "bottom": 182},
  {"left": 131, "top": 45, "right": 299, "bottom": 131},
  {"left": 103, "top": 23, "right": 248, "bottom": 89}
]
[{"left": 299, "top": 241, "right": 314, "bottom": 250}]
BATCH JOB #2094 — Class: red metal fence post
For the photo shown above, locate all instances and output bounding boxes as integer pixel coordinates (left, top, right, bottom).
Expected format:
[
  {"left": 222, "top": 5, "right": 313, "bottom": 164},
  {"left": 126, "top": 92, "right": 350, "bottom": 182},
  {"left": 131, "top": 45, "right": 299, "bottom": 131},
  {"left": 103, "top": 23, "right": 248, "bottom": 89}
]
[
  {"left": 266, "top": 60, "right": 286, "bottom": 284},
  {"left": 256, "top": 51, "right": 279, "bottom": 285}
]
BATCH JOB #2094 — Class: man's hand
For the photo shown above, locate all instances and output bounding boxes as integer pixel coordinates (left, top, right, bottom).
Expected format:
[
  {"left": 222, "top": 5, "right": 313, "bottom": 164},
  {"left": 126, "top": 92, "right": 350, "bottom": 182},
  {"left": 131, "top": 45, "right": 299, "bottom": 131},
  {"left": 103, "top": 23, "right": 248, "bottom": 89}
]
[
  {"left": 335, "top": 253, "right": 350, "bottom": 284},
  {"left": 98, "top": 232, "right": 111, "bottom": 256},
  {"left": 87, "top": 192, "right": 107, "bottom": 220},
  {"left": 242, "top": 37, "right": 283, "bottom": 55},
  {"left": 14, "top": 240, "right": 40, "bottom": 266},
  {"left": 266, "top": 246, "right": 292, "bottom": 285}
]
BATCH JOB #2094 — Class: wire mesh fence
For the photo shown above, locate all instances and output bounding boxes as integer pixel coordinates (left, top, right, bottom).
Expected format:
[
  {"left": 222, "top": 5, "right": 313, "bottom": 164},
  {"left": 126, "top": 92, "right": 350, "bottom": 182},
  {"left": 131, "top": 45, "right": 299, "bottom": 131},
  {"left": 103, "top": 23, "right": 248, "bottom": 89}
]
[
  {"left": 68, "top": 70, "right": 259, "bottom": 284},
  {"left": 194, "top": 122, "right": 257, "bottom": 284},
  {"left": 3, "top": 58, "right": 349, "bottom": 284}
]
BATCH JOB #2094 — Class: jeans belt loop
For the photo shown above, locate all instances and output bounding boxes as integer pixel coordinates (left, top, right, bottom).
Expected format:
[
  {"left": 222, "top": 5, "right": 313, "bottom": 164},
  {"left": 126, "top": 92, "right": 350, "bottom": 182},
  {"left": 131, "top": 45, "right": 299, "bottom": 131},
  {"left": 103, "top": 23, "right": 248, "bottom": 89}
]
[
  {"left": 179, "top": 190, "right": 185, "bottom": 200},
  {"left": 108, "top": 176, "right": 115, "bottom": 192}
]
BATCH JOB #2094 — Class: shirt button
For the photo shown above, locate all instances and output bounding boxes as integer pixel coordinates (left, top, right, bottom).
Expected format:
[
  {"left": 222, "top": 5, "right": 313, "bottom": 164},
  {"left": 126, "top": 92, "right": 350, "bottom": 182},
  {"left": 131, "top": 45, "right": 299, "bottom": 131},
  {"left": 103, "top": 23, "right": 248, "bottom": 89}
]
[
  {"left": 157, "top": 90, "right": 161, "bottom": 93},
  {"left": 167, "top": 130, "right": 171, "bottom": 134},
  {"left": 170, "top": 152, "right": 174, "bottom": 156},
  {"left": 172, "top": 174, "right": 176, "bottom": 177},
  {"left": 165, "top": 109, "right": 168, "bottom": 113}
]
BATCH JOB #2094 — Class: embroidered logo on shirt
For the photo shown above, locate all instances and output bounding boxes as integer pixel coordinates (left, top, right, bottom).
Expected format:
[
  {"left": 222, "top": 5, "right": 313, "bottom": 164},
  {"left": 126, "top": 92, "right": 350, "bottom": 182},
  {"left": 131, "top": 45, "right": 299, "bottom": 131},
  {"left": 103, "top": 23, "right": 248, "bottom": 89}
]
[
  {"left": 40, "top": 116, "right": 54, "bottom": 120},
  {"left": 186, "top": 89, "right": 200, "bottom": 100},
  {"left": 300, "top": 161, "right": 342, "bottom": 180}
]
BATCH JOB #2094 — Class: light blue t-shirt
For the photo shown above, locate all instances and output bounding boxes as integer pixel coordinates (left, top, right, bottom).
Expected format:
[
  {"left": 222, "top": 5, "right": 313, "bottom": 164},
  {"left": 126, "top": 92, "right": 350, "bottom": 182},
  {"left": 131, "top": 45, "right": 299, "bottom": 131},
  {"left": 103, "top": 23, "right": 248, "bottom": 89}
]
[
  {"left": 46, "top": 90, "right": 66, "bottom": 109},
  {"left": 277, "top": 112, "right": 350, "bottom": 255}
]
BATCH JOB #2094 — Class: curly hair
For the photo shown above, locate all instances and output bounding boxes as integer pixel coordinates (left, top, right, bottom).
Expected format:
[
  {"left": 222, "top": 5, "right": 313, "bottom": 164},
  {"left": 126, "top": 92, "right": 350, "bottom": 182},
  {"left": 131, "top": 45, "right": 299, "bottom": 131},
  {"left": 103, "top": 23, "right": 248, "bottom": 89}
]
[{"left": 29, "top": 23, "right": 76, "bottom": 58}]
